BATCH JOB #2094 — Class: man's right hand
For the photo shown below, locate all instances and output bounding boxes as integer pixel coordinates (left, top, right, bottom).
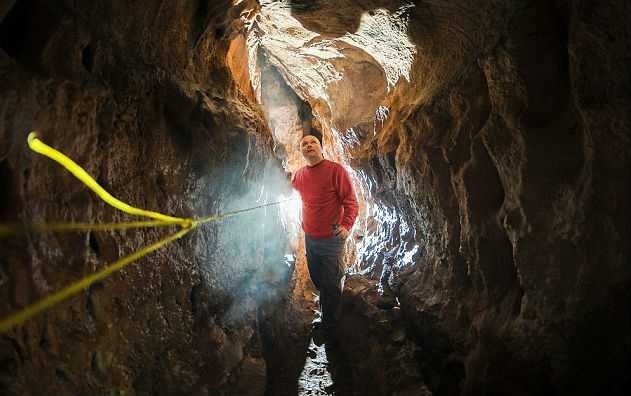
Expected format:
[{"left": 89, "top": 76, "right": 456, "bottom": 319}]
[{"left": 334, "top": 225, "right": 350, "bottom": 240}]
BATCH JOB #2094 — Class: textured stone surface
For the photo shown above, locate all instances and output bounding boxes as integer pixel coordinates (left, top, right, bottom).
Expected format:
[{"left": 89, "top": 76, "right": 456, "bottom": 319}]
[
  {"left": 334, "top": 275, "right": 426, "bottom": 395},
  {"left": 252, "top": 0, "right": 631, "bottom": 395},
  {"left": 0, "top": 1, "right": 299, "bottom": 395}
]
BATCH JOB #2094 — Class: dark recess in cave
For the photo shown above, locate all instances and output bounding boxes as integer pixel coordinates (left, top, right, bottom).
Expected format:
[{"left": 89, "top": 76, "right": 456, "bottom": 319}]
[
  {"left": 81, "top": 44, "right": 94, "bottom": 72},
  {"left": 0, "top": 0, "right": 31, "bottom": 59}
]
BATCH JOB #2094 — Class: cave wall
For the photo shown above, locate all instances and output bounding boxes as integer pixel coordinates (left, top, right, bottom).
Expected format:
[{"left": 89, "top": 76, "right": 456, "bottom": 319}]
[
  {"left": 284, "top": 0, "right": 630, "bottom": 394},
  {"left": 372, "top": 1, "right": 630, "bottom": 394},
  {"left": 0, "top": 1, "right": 291, "bottom": 395}
]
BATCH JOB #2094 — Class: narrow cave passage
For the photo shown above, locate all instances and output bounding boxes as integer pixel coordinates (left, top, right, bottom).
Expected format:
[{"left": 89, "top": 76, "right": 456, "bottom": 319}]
[
  {"left": 247, "top": 2, "right": 427, "bottom": 395},
  {"left": 0, "top": 1, "right": 630, "bottom": 396}
]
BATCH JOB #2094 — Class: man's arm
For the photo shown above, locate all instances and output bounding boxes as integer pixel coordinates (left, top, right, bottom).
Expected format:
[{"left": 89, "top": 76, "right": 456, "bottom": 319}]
[
  {"left": 276, "top": 168, "right": 295, "bottom": 196},
  {"left": 289, "top": 170, "right": 299, "bottom": 190},
  {"left": 334, "top": 165, "right": 359, "bottom": 237}
]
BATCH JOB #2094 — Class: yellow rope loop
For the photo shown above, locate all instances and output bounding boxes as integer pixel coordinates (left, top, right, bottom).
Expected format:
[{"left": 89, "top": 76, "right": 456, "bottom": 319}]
[
  {"left": 27, "top": 132, "right": 189, "bottom": 226},
  {"left": 0, "top": 132, "right": 295, "bottom": 333},
  {"left": 0, "top": 132, "right": 196, "bottom": 333}
]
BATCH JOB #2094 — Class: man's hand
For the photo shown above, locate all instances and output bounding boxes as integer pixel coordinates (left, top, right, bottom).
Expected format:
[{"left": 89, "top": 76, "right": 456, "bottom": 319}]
[{"left": 334, "top": 225, "right": 350, "bottom": 240}]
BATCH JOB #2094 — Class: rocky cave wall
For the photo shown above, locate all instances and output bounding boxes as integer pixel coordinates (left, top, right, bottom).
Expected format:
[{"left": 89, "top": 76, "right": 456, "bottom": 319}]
[
  {"left": 0, "top": 1, "right": 298, "bottom": 395},
  {"left": 277, "top": 0, "right": 631, "bottom": 395}
]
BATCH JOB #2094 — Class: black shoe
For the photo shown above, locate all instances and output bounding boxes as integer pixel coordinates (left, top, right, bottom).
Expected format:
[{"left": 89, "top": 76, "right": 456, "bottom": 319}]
[
  {"left": 324, "top": 336, "right": 340, "bottom": 349},
  {"left": 312, "top": 320, "right": 326, "bottom": 346},
  {"left": 323, "top": 326, "right": 340, "bottom": 349},
  {"left": 376, "top": 293, "right": 398, "bottom": 310}
]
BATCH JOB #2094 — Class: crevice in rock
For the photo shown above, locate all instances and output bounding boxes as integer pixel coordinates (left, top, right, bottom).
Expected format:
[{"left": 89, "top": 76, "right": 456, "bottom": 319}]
[
  {"left": 55, "top": 367, "right": 72, "bottom": 384},
  {"left": 0, "top": 0, "right": 30, "bottom": 59},
  {"left": 88, "top": 232, "right": 100, "bottom": 257},
  {"left": 0, "top": 336, "right": 19, "bottom": 393},
  {"left": 0, "top": 160, "right": 13, "bottom": 219},
  {"left": 190, "top": 0, "right": 212, "bottom": 47},
  {"left": 80, "top": 43, "right": 94, "bottom": 72},
  {"left": 86, "top": 281, "right": 105, "bottom": 323}
]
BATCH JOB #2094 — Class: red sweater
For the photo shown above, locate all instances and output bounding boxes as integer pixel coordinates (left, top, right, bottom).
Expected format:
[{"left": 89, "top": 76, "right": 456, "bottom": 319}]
[{"left": 292, "top": 159, "right": 359, "bottom": 238}]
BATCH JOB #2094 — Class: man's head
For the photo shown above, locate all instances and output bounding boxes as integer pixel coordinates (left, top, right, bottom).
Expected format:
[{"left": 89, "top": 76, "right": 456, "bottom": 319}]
[{"left": 300, "top": 134, "right": 324, "bottom": 166}]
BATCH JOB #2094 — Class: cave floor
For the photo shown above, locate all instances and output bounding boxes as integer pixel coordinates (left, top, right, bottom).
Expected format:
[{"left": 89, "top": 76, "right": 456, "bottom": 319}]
[{"left": 298, "top": 339, "right": 334, "bottom": 395}]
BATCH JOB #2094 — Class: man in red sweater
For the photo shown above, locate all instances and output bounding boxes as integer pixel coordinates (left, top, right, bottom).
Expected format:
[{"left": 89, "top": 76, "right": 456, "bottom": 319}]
[{"left": 291, "top": 134, "right": 359, "bottom": 338}]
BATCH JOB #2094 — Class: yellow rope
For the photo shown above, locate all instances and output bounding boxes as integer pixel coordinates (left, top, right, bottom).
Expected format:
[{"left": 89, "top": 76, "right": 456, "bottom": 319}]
[
  {"left": 0, "top": 131, "right": 294, "bottom": 333},
  {"left": 0, "top": 199, "right": 293, "bottom": 238},
  {"left": 0, "top": 220, "right": 176, "bottom": 237},
  {"left": 27, "top": 132, "right": 191, "bottom": 227},
  {"left": 0, "top": 227, "right": 192, "bottom": 333}
]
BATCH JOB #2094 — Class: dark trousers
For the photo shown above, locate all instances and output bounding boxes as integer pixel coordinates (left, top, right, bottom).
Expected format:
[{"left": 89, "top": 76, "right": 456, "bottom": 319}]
[{"left": 305, "top": 234, "right": 345, "bottom": 330}]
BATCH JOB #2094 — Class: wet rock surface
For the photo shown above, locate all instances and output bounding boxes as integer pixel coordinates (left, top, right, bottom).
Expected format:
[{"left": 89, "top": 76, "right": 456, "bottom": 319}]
[
  {"left": 333, "top": 275, "right": 428, "bottom": 396},
  {"left": 253, "top": 1, "right": 631, "bottom": 395},
  {"left": 0, "top": 1, "right": 291, "bottom": 395},
  {"left": 259, "top": 251, "right": 318, "bottom": 396},
  {"left": 298, "top": 340, "right": 333, "bottom": 395}
]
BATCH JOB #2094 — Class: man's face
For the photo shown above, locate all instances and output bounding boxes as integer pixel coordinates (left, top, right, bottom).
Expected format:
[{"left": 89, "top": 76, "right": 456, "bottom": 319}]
[{"left": 300, "top": 135, "right": 322, "bottom": 161}]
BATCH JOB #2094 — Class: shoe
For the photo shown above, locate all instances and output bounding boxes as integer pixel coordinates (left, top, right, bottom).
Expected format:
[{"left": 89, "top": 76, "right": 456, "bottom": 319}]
[
  {"left": 376, "top": 293, "right": 398, "bottom": 310},
  {"left": 312, "top": 320, "right": 325, "bottom": 346},
  {"left": 324, "top": 335, "right": 340, "bottom": 349}
]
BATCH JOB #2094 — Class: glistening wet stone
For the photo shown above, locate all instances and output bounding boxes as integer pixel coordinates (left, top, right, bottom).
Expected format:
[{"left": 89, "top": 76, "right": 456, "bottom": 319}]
[{"left": 298, "top": 340, "right": 334, "bottom": 395}]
